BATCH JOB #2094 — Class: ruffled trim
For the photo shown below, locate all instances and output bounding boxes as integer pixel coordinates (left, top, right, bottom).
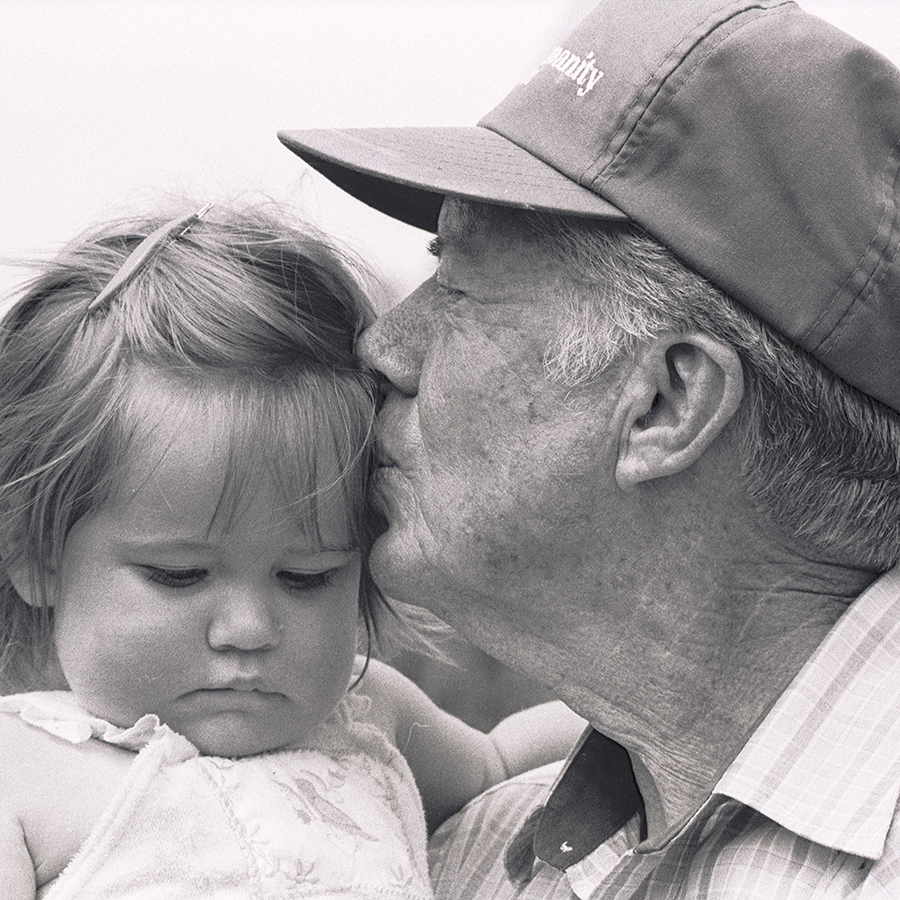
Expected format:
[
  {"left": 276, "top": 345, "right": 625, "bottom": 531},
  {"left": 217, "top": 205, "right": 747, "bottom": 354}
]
[
  {"left": 0, "top": 688, "right": 372, "bottom": 756},
  {"left": 0, "top": 691, "right": 194, "bottom": 753},
  {"left": 0, "top": 682, "right": 372, "bottom": 758}
]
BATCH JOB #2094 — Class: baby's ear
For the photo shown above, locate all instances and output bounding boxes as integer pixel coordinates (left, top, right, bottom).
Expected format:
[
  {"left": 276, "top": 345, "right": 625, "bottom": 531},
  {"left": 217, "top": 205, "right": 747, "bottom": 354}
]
[{"left": 6, "top": 556, "right": 46, "bottom": 607}]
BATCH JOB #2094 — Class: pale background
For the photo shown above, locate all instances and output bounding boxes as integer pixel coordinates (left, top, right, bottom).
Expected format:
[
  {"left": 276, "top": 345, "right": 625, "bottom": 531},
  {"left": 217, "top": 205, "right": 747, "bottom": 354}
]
[
  {"left": 3, "top": 1, "right": 900, "bottom": 309},
  {"left": 2, "top": 0, "right": 900, "bottom": 726}
]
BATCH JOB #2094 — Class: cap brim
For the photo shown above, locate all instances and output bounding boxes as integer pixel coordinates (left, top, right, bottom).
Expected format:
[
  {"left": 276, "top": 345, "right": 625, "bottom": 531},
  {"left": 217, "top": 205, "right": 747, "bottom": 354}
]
[{"left": 278, "top": 126, "right": 627, "bottom": 233}]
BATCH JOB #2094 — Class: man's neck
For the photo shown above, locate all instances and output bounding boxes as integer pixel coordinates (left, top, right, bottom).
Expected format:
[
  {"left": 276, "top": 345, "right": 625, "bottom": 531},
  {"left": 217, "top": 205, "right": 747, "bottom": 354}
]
[{"left": 560, "top": 551, "right": 875, "bottom": 841}]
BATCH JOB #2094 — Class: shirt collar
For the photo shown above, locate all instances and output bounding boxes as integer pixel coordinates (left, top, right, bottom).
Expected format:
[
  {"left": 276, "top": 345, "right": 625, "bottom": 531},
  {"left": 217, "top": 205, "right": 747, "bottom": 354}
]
[
  {"left": 531, "top": 728, "right": 644, "bottom": 869},
  {"left": 503, "top": 727, "right": 645, "bottom": 883},
  {"left": 518, "top": 566, "right": 900, "bottom": 878},
  {"left": 716, "top": 565, "right": 900, "bottom": 859}
]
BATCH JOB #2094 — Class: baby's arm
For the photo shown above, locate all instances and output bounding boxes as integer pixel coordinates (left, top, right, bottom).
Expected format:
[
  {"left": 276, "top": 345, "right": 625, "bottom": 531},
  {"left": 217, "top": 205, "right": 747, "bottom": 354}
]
[
  {"left": 0, "top": 817, "right": 35, "bottom": 900},
  {"left": 0, "top": 719, "right": 38, "bottom": 900},
  {"left": 484, "top": 700, "right": 590, "bottom": 780},
  {"left": 358, "top": 659, "right": 586, "bottom": 832},
  {"left": 0, "top": 710, "right": 132, "bottom": 896}
]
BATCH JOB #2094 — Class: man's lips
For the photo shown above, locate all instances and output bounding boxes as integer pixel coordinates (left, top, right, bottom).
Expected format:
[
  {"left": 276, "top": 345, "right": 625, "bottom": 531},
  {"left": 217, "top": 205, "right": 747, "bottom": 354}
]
[
  {"left": 375, "top": 453, "right": 395, "bottom": 469},
  {"left": 370, "top": 462, "right": 407, "bottom": 516},
  {"left": 373, "top": 399, "right": 414, "bottom": 470},
  {"left": 374, "top": 440, "right": 399, "bottom": 468}
]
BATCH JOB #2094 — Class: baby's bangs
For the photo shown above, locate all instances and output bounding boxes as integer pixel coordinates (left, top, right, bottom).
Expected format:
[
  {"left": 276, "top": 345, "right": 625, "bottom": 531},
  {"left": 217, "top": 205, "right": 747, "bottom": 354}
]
[
  {"left": 107, "top": 221, "right": 366, "bottom": 377},
  {"left": 192, "top": 372, "right": 375, "bottom": 546}
]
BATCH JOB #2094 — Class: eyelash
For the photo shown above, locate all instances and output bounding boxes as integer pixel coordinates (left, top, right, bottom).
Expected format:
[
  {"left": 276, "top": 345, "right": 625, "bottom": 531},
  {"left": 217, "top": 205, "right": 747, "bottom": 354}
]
[
  {"left": 277, "top": 569, "right": 339, "bottom": 591},
  {"left": 425, "top": 238, "right": 468, "bottom": 308},
  {"left": 142, "top": 567, "right": 340, "bottom": 591},
  {"left": 144, "top": 567, "right": 206, "bottom": 588}
]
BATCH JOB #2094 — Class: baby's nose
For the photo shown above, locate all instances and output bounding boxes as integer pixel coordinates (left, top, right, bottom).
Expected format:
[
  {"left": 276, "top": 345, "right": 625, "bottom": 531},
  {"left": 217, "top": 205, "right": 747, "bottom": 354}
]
[{"left": 207, "top": 591, "right": 281, "bottom": 653}]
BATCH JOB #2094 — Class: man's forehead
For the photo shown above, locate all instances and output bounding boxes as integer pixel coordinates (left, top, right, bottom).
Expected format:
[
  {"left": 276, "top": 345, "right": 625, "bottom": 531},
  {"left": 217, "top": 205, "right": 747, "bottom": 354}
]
[
  {"left": 435, "top": 197, "right": 543, "bottom": 261},
  {"left": 435, "top": 198, "right": 482, "bottom": 253}
]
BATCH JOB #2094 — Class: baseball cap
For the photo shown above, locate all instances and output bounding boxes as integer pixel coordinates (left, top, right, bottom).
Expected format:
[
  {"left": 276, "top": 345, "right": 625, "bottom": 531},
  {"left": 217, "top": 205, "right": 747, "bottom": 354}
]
[{"left": 279, "top": 0, "right": 900, "bottom": 413}]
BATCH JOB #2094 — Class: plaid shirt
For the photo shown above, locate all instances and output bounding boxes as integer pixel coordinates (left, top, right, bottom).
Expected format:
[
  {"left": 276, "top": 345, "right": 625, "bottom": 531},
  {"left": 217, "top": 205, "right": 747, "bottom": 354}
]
[{"left": 429, "top": 567, "right": 900, "bottom": 898}]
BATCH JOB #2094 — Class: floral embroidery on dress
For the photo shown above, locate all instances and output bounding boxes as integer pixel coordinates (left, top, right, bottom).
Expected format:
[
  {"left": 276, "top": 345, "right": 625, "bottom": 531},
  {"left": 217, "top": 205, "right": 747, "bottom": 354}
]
[{"left": 5, "top": 690, "right": 432, "bottom": 900}]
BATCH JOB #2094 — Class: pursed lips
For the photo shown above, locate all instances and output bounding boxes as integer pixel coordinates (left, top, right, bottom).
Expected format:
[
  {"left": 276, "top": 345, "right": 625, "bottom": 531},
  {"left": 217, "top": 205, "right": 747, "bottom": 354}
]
[
  {"left": 373, "top": 397, "right": 415, "bottom": 471},
  {"left": 179, "top": 688, "right": 287, "bottom": 715},
  {"left": 185, "top": 679, "right": 278, "bottom": 697}
]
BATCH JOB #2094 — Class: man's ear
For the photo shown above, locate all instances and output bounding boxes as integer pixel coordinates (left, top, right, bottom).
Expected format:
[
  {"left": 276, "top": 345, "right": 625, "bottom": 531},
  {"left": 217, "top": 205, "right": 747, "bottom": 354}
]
[{"left": 615, "top": 332, "right": 744, "bottom": 491}]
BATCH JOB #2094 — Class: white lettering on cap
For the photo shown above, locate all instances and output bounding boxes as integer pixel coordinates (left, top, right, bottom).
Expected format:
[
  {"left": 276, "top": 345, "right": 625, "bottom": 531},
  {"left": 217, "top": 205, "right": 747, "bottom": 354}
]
[{"left": 539, "top": 47, "right": 604, "bottom": 97}]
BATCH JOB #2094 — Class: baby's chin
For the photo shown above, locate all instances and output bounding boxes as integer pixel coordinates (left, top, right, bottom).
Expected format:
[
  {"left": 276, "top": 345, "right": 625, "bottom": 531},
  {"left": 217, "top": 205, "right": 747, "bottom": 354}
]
[{"left": 166, "top": 693, "right": 309, "bottom": 758}]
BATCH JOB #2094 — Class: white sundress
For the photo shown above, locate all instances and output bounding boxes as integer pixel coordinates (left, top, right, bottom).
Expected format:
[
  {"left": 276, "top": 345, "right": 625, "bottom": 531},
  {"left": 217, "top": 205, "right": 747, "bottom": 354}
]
[{"left": 0, "top": 689, "right": 432, "bottom": 900}]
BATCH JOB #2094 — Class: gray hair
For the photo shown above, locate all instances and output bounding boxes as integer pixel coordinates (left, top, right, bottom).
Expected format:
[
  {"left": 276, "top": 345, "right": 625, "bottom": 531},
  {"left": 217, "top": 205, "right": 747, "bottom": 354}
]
[{"left": 452, "top": 199, "right": 900, "bottom": 572}]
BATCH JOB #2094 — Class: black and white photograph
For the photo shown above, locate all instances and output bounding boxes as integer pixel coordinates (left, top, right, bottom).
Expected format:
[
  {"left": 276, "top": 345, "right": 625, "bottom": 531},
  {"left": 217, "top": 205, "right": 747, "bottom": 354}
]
[{"left": 2, "top": 2, "right": 900, "bottom": 897}]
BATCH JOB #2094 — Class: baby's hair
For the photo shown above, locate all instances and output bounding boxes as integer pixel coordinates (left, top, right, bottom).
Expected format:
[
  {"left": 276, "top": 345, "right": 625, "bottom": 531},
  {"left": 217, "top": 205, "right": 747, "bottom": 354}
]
[{"left": 0, "top": 202, "right": 390, "bottom": 690}]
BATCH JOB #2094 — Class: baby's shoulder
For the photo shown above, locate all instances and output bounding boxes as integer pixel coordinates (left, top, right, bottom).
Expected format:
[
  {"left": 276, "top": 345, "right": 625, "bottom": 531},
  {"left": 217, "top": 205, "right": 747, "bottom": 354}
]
[
  {"left": 354, "top": 656, "right": 407, "bottom": 691},
  {"left": 0, "top": 708, "right": 133, "bottom": 886},
  {"left": 0, "top": 711, "right": 62, "bottom": 797},
  {"left": 0, "top": 714, "right": 64, "bottom": 893},
  {"left": 0, "top": 715, "right": 40, "bottom": 887},
  {"left": 353, "top": 657, "right": 419, "bottom": 711},
  {"left": 0, "top": 705, "right": 132, "bottom": 802}
]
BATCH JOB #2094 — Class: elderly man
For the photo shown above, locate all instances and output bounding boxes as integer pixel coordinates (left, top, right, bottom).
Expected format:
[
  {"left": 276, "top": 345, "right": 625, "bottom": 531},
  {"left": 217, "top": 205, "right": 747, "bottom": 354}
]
[{"left": 280, "top": 1, "right": 900, "bottom": 896}]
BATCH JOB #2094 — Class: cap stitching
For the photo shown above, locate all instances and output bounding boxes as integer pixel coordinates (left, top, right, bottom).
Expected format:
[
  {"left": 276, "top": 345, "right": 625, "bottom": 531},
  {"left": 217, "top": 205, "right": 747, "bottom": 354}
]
[
  {"left": 812, "top": 139, "right": 900, "bottom": 357},
  {"left": 587, "top": 3, "right": 792, "bottom": 190},
  {"left": 575, "top": 0, "right": 740, "bottom": 187}
]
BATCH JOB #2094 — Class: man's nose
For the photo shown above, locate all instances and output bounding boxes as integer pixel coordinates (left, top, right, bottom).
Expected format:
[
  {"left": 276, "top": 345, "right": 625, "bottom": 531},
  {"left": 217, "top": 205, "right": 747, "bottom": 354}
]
[{"left": 357, "top": 278, "right": 435, "bottom": 396}]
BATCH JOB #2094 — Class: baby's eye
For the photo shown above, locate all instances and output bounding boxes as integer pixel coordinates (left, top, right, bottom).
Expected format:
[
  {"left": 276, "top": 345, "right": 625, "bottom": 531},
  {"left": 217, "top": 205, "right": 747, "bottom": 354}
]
[
  {"left": 277, "top": 569, "right": 338, "bottom": 592},
  {"left": 142, "top": 566, "right": 207, "bottom": 588}
]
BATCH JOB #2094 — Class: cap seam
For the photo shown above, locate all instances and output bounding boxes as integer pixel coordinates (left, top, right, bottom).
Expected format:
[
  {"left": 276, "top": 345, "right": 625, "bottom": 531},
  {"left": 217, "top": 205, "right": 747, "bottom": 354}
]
[
  {"left": 807, "top": 138, "right": 900, "bottom": 357},
  {"left": 575, "top": 0, "right": 740, "bottom": 187},
  {"left": 585, "top": 3, "right": 793, "bottom": 191}
]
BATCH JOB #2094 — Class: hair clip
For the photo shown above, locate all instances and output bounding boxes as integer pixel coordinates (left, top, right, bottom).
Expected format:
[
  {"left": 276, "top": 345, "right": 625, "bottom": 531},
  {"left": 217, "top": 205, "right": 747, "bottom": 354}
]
[{"left": 86, "top": 203, "right": 213, "bottom": 313}]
